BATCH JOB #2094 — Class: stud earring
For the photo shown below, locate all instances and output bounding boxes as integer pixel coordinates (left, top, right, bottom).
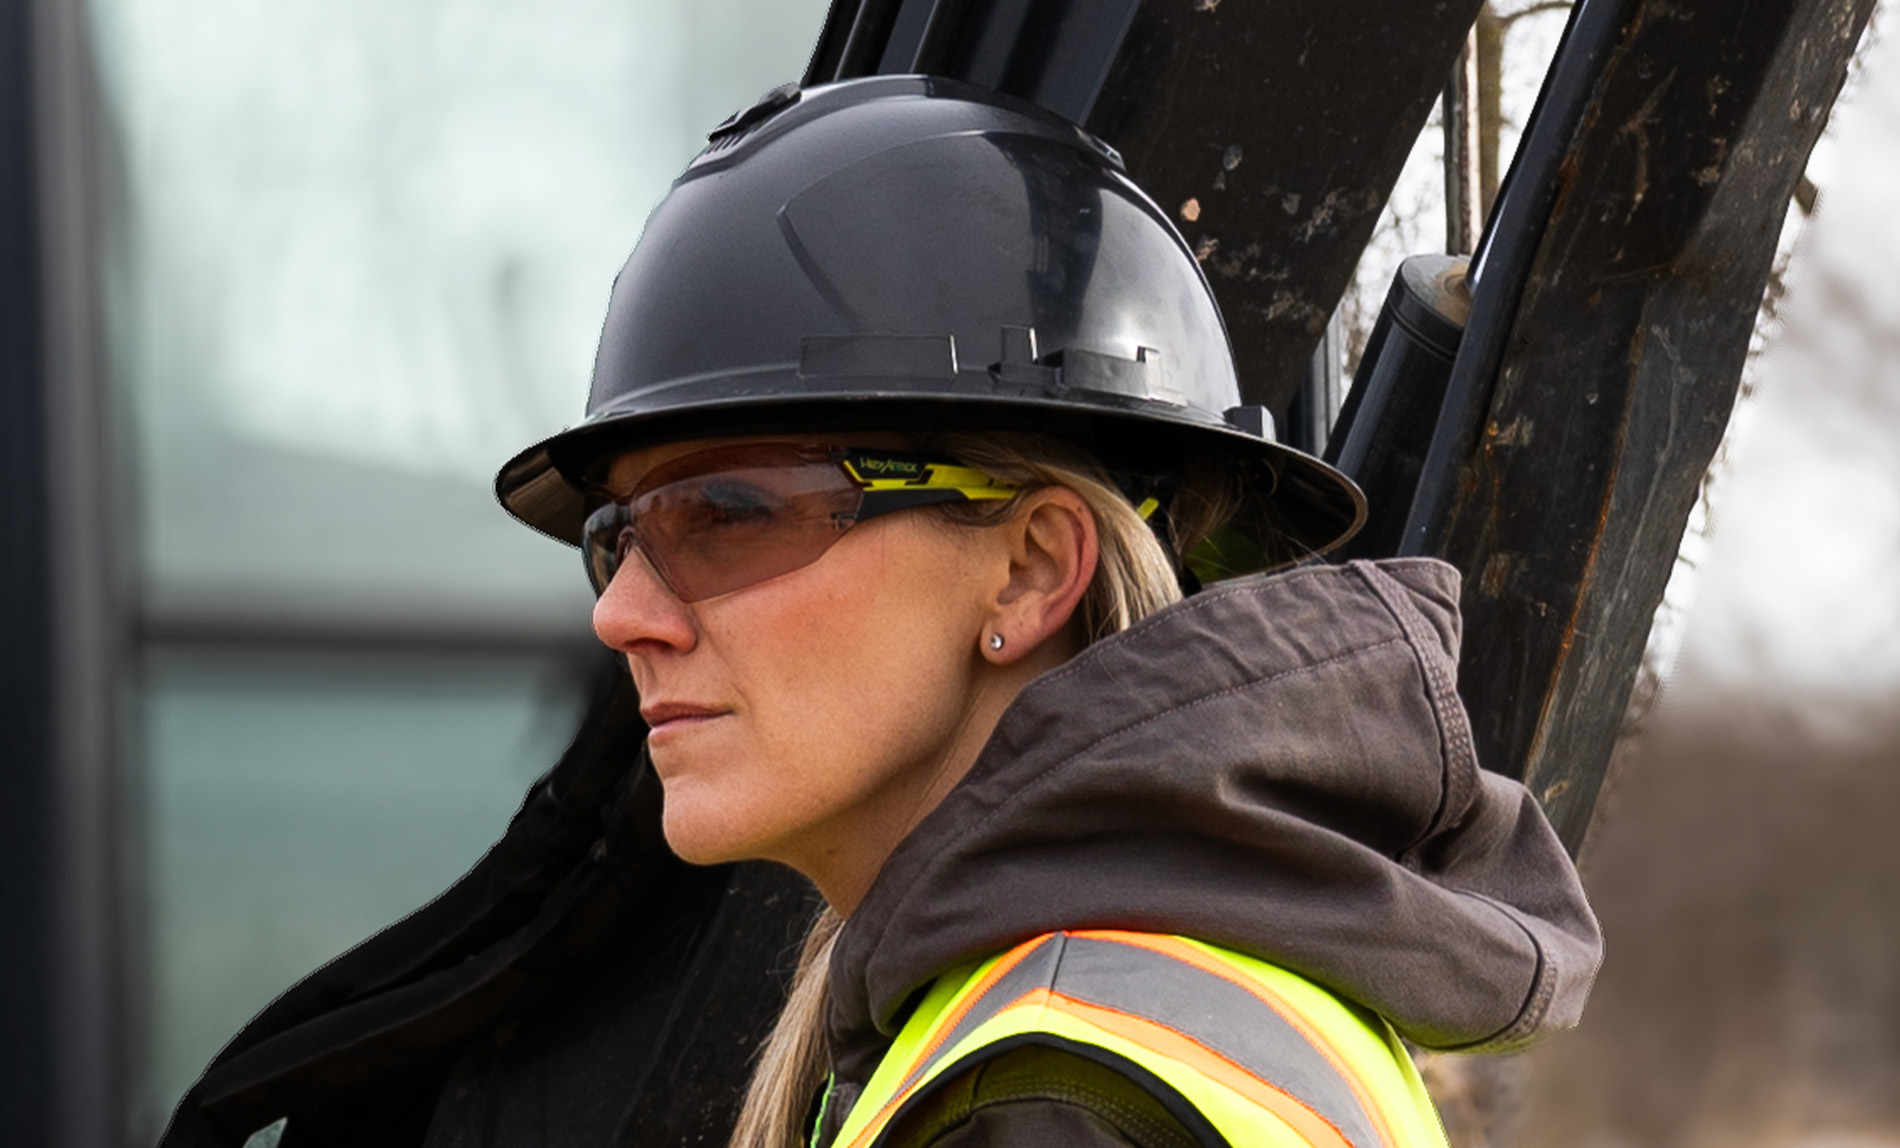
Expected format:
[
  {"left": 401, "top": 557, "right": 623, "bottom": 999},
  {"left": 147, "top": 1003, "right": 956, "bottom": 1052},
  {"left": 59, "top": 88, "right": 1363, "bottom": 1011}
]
[{"left": 988, "top": 633, "right": 1005, "bottom": 652}]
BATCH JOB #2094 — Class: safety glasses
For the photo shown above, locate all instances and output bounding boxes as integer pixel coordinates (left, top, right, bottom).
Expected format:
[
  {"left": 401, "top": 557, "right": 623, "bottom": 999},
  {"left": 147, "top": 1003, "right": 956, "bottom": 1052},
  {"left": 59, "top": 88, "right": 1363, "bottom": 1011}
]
[{"left": 582, "top": 443, "right": 1019, "bottom": 601}]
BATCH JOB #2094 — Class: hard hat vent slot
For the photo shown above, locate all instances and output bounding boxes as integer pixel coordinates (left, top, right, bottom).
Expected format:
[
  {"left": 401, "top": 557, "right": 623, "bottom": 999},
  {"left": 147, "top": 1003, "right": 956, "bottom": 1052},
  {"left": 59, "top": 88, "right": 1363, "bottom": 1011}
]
[
  {"left": 1000, "top": 325, "right": 1039, "bottom": 363},
  {"left": 1053, "top": 347, "right": 1182, "bottom": 405},
  {"left": 799, "top": 334, "right": 959, "bottom": 385},
  {"left": 706, "top": 82, "right": 801, "bottom": 146},
  {"left": 1223, "top": 405, "right": 1276, "bottom": 441}
]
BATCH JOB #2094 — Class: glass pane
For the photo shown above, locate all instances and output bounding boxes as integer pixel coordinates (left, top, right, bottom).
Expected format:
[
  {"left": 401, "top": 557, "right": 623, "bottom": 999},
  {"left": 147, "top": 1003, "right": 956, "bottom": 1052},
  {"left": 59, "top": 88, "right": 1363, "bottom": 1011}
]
[
  {"left": 90, "top": 0, "right": 831, "bottom": 629},
  {"left": 89, "top": 0, "right": 833, "bottom": 1136},
  {"left": 136, "top": 650, "right": 587, "bottom": 1137}
]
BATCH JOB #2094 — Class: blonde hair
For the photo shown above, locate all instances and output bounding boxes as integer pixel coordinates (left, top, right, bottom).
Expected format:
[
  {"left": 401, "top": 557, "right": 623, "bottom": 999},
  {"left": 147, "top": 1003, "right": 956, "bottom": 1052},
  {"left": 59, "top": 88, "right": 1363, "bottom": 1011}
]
[{"left": 727, "top": 432, "right": 1225, "bottom": 1148}]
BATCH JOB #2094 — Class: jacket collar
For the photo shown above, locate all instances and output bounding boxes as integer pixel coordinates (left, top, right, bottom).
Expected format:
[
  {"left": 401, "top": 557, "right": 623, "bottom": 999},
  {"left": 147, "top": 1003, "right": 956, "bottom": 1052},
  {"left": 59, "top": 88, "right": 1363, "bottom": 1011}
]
[{"left": 826, "top": 559, "right": 1601, "bottom": 1086}]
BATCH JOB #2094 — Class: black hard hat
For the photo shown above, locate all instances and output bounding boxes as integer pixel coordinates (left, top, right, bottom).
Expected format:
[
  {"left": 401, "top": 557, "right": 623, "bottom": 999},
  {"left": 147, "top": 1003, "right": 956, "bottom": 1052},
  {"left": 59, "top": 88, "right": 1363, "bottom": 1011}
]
[{"left": 496, "top": 75, "right": 1364, "bottom": 572}]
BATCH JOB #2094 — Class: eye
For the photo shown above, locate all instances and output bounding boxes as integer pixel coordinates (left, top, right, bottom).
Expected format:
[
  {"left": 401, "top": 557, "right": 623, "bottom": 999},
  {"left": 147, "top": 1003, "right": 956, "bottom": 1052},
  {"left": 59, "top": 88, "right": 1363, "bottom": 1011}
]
[{"left": 681, "top": 478, "right": 784, "bottom": 529}]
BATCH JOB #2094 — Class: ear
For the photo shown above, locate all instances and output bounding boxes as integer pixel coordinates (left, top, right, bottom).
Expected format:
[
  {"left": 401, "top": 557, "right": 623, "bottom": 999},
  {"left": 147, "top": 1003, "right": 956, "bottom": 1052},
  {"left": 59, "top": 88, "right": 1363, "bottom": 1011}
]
[{"left": 983, "top": 487, "right": 1098, "bottom": 666}]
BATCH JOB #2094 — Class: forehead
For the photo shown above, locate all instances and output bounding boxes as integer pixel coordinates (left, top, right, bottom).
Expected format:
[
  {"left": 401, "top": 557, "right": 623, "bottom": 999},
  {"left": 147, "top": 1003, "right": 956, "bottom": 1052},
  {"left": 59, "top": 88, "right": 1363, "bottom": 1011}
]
[{"left": 600, "top": 432, "right": 912, "bottom": 492}]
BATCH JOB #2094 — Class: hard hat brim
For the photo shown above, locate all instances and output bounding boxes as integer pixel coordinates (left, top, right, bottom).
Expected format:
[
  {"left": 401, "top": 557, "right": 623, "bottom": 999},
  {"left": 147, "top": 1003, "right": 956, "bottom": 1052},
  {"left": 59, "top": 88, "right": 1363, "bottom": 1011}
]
[{"left": 496, "top": 388, "right": 1367, "bottom": 575}]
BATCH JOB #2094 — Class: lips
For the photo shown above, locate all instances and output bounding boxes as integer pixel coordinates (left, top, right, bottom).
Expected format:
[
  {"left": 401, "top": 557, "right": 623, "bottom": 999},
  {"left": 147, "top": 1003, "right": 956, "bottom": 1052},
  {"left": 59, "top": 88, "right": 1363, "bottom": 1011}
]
[{"left": 641, "top": 701, "right": 729, "bottom": 737}]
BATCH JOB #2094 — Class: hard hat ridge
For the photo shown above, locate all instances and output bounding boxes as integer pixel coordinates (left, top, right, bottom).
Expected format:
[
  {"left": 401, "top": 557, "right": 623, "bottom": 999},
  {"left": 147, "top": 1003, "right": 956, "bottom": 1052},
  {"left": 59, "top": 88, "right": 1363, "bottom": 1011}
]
[{"left": 496, "top": 74, "right": 1364, "bottom": 573}]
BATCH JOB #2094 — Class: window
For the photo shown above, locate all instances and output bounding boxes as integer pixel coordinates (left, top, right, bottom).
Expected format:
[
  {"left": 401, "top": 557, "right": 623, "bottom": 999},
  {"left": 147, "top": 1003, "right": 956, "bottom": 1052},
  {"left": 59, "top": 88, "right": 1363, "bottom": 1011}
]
[{"left": 83, "top": 0, "right": 830, "bottom": 1135}]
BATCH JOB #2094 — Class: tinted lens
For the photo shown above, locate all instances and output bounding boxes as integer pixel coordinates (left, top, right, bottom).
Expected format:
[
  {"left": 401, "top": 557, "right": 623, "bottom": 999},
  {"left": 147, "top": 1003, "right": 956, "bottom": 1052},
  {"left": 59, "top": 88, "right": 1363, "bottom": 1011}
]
[
  {"left": 582, "top": 500, "right": 637, "bottom": 594},
  {"left": 584, "top": 444, "right": 863, "bottom": 601}
]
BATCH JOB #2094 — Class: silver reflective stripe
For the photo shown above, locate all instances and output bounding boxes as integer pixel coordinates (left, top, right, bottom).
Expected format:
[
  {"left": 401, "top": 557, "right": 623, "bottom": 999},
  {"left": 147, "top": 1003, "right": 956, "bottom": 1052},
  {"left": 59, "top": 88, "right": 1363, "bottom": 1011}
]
[
  {"left": 1055, "top": 937, "right": 1383, "bottom": 1148},
  {"left": 899, "top": 933, "right": 1385, "bottom": 1148},
  {"left": 883, "top": 934, "right": 1065, "bottom": 1104}
]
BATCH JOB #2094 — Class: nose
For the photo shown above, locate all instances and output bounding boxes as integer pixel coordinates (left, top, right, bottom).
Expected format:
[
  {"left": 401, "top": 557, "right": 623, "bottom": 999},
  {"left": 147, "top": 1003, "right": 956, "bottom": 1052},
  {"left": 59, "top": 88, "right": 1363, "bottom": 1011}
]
[{"left": 593, "top": 548, "right": 699, "bottom": 656}]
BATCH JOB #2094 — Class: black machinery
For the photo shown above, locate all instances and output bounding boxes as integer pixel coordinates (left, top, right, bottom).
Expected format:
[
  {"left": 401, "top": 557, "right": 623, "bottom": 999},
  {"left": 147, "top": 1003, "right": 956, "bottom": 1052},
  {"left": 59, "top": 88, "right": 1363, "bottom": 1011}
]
[{"left": 154, "top": 1, "right": 1877, "bottom": 1143}]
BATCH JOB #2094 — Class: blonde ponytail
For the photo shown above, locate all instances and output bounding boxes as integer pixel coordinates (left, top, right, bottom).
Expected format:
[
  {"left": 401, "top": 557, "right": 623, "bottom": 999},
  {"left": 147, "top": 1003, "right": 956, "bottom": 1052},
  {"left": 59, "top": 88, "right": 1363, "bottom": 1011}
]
[{"left": 729, "top": 907, "right": 844, "bottom": 1148}]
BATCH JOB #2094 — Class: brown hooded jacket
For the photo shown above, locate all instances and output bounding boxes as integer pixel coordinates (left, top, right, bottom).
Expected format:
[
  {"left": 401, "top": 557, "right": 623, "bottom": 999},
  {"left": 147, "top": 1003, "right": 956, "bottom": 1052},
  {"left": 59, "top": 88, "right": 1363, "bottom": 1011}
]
[{"left": 820, "top": 558, "right": 1603, "bottom": 1145}]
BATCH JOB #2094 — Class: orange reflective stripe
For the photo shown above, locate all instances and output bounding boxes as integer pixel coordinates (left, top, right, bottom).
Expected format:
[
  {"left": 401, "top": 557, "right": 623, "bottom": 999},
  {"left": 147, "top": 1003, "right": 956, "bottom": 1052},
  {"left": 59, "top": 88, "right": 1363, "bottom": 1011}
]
[
  {"left": 898, "top": 934, "right": 1048, "bottom": 1080},
  {"left": 1028, "top": 989, "right": 1357, "bottom": 1148},
  {"left": 838, "top": 935, "right": 1055, "bottom": 1148},
  {"left": 846, "top": 981, "right": 1359, "bottom": 1148},
  {"left": 840, "top": 1100, "right": 897, "bottom": 1148},
  {"left": 832, "top": 932, "right": 1433, "bottom": 1148},
  {"left": 1074, "top": 931, "right": 1400, "bottom": 1148}
]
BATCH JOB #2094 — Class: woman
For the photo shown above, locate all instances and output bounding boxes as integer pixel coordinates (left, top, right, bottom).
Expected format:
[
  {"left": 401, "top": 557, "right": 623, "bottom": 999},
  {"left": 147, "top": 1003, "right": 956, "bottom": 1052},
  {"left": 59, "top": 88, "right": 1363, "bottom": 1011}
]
[{"left": 496, "top": 76, "right": 1601, "bottom": 1148}]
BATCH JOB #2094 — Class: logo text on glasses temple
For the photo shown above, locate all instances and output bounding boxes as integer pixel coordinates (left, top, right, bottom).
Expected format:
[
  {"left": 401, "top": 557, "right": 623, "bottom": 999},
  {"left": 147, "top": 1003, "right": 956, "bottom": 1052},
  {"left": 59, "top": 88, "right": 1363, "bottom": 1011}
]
[{"left": 843, "top": 455, "right": 929, "bottom": 481}]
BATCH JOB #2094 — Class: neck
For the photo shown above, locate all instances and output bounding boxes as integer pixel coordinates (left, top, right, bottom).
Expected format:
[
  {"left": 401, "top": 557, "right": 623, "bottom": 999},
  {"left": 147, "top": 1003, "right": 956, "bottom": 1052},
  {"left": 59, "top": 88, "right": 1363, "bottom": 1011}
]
[{"left": 794, "top": 637, "right": 1075, "bottom": 916}]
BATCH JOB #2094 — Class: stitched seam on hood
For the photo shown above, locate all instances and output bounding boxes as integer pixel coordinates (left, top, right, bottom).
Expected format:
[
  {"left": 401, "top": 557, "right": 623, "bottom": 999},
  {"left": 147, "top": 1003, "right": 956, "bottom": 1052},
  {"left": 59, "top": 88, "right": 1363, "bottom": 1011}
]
[
  {"left": 1001, "top": 636, "right": 1412, "bottom": 793},
  {"left": 1420, "top": 888, "right": 1553, "bottom": 1052},
  {"left": 1352, "top": 563, "right": 1480, "bottom": 856},
  {"left": 1007, "top": 565, "right": 1353, "bottom": 701}
]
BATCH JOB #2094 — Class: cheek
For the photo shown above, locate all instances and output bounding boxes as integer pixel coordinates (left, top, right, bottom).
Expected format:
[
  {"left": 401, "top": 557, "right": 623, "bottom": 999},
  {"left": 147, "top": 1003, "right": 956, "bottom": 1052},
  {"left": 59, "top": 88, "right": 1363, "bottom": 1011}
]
[
  {"left": 662, "top": 522, "right": 988, "bottom": 861},
  {"left": 744, "top": 526, "right": 981, "bottom": 771}
]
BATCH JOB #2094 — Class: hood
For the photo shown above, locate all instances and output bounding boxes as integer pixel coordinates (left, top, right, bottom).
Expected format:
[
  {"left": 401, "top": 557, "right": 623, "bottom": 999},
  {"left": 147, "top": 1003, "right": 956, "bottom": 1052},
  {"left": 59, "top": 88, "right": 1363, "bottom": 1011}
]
[{"left": 828, "top": 558, "right": 1602, "bottom": 1085}]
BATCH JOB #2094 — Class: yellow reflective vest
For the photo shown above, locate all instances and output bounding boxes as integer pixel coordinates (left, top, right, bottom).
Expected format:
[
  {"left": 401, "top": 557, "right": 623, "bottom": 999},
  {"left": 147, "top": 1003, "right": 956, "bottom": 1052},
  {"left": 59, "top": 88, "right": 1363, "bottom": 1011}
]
[{"left": 820, "top": 930, "right": 1449, "bottom": 1148}]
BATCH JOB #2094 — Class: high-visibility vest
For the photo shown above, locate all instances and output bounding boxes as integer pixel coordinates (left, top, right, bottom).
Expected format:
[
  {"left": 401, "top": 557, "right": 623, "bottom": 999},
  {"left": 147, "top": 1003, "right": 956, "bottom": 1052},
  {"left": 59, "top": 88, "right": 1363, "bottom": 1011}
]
[{"left": 822, "top": 930, "right": 1449, "bottom": 1148}]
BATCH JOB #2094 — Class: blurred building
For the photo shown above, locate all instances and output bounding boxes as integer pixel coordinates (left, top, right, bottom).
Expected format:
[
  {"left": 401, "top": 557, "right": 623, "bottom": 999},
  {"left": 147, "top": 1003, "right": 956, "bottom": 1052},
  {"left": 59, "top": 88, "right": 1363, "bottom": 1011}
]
[{"left": 2, "top": 1, "right": 828, "bottom": 1142}]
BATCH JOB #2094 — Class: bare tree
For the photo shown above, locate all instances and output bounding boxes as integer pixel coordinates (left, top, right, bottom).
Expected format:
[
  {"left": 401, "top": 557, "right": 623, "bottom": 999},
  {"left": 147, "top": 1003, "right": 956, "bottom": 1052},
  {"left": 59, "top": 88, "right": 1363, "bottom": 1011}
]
[
  {"left": 1340, "top": 2, "right": 1575, "bottom": 381},
  {"left": 1475, "top": 1, "right": 1573, "bottom": 212}
]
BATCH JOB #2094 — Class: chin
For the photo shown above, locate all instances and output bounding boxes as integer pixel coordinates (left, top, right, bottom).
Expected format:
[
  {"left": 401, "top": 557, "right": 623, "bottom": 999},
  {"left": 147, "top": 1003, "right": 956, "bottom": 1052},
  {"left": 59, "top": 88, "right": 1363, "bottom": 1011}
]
[{"left": 659, "top": 797, "right": 767, "bottom": 867}]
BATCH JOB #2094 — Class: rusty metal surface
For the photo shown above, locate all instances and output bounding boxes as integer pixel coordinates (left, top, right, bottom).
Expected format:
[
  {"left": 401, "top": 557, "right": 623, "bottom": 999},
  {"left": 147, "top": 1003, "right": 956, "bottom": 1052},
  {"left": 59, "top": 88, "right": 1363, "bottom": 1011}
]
[
  {"left": 1087, "top": 0, "right": 1485, "bottom": 412},
  {"left": 1404, "top": 0, "right": 1877, "bottom": 852}
]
